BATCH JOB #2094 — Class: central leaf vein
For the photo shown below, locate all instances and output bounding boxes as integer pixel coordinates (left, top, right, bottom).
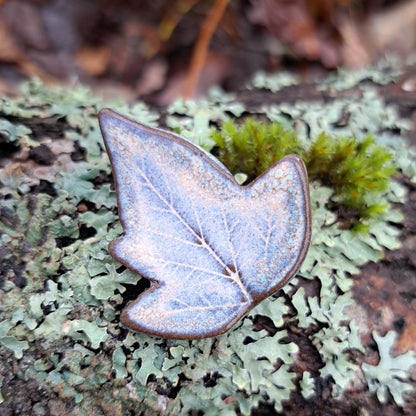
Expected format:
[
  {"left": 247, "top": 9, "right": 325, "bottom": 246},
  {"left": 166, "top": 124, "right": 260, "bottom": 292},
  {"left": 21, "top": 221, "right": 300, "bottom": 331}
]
[{"left": 134, "top": 159, "right": 251, "bottom": 302}]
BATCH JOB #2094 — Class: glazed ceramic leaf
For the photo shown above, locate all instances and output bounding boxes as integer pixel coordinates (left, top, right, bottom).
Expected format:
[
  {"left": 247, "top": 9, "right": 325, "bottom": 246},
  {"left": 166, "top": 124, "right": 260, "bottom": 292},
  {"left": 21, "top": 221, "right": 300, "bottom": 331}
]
[{"left": 99, "top": 109, "right": 311, "bottom": 339}]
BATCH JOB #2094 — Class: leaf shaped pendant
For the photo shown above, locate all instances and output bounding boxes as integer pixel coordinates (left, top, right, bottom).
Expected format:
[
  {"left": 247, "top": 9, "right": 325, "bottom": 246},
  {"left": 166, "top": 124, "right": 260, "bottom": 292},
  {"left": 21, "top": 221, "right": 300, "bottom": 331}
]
[{"left": 99, "top": 109, "right": 311, "bottom": 339}]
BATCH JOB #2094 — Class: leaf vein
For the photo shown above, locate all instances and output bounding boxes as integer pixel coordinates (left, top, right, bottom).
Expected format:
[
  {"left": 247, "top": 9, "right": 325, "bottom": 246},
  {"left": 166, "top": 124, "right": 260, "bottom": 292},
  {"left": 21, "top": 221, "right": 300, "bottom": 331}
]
[{"left": 134, "top": 160, "right": 250, "bottom": 296}]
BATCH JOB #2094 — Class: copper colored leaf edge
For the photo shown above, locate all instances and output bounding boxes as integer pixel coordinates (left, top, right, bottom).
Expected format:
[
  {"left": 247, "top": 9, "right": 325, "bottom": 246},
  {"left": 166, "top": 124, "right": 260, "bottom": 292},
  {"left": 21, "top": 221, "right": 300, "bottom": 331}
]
[{"left": 99, "top": 108, "right": 312, "bottom": 339}]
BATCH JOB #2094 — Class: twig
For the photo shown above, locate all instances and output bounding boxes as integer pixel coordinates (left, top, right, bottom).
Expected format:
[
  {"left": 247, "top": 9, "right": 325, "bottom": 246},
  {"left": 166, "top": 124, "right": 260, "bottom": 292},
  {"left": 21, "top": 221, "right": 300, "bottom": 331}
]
[{"left": 183, "top": 0, "right": 231, "bottom": 98}]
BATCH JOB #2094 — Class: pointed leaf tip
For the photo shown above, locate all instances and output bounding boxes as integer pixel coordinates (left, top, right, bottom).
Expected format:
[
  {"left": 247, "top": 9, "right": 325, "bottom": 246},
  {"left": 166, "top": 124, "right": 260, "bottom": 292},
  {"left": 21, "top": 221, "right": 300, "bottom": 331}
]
[{"left": 99, "top": 110, "right": 311, "bottom": 339}]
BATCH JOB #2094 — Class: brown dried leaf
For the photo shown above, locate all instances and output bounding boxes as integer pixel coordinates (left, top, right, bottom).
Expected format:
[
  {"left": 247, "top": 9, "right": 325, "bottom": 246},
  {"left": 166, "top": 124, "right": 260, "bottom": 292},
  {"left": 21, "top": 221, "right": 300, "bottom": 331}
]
[{"left": 75, "top": 46, "right": 111, "bottom": 76}]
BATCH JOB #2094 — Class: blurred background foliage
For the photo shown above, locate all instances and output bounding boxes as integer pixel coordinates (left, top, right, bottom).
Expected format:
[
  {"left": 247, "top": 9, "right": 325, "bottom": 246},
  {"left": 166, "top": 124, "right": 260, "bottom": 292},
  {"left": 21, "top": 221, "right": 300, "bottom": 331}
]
[{"left": 0, "top": 0, "right": 416, "bottom": 103}]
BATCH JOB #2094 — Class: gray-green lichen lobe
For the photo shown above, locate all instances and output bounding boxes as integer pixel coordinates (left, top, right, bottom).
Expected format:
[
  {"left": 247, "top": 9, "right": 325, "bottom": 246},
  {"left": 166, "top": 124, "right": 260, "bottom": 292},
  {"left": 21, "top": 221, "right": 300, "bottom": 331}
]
[{"left": 1, "top": 58, "right": 416, "bottom": 415}]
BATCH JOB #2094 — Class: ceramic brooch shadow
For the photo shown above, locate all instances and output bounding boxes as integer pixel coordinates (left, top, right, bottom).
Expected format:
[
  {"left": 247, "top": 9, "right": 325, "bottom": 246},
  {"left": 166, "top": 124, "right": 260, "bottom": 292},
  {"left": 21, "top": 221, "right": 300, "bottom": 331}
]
[{"left": 99, "top": 109, "right": 311, "bottom": 339}]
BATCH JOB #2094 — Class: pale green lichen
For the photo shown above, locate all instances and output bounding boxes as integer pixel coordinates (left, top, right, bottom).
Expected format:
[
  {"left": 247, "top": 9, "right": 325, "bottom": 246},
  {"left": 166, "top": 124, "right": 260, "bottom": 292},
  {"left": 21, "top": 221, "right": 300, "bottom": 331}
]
[
  {"left": 318, "top": 56, "right": 403, "bottom": 91},
  {"left": 0, "top": 63, "right": 415, "bottom": 414},
  {"left": 362, "top": 331, "right": 416, "bottom": 407},
  {"left": 300, "top": 371, "right": 315, "bottom": 399},
  {"left": 167, "top": 86, "right": 245, "bottom": 149},
  {"left": 0, "top": 118, "right": 32, "bottom": 143},
  {"left": 250, "top": 71, "right": 299, "bottom": 92},
  {"left": 0, "top": 375, "right": 4, "bottom": 404}
]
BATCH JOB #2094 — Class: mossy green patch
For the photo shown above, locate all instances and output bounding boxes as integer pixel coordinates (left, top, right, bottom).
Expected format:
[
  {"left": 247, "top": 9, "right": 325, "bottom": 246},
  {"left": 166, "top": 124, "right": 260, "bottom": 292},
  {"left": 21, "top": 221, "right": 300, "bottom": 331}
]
[{"left": 212, "top": 118, "right": 396, "bottom": 229}]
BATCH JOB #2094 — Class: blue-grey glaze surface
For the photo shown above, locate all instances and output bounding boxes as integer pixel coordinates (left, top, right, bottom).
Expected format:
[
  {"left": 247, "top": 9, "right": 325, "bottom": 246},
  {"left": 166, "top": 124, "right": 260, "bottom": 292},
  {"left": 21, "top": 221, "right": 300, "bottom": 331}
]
[{"left": 99, "top": 109, "right": 311, "bottom": 339}]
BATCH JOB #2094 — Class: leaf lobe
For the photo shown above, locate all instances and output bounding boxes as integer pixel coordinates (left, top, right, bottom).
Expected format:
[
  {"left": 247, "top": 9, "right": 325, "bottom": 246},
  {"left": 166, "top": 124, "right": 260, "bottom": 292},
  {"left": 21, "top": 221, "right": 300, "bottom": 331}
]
[{"left": 99, "top": 109, "right": 311, "bottom": 339}]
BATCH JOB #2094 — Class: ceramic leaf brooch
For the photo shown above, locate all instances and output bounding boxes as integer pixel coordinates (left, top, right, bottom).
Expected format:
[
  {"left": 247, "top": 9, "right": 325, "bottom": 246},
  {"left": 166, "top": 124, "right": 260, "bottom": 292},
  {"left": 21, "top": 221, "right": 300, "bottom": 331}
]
[{"left": 99, "top": 109, "right": 311, "bottom": 339}]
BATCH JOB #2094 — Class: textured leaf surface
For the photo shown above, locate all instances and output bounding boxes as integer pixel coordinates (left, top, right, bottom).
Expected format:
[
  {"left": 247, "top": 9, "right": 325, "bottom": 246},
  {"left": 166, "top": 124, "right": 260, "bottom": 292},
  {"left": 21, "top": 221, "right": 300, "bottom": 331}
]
[{"left": 99, "top": 109, "right": 311, "bottom": 339}]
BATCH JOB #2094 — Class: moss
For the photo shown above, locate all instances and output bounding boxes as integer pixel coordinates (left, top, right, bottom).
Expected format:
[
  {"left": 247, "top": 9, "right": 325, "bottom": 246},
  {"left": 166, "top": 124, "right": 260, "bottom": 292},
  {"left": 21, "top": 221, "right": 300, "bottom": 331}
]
[{"left": 212, "top": 118, "right": 396, "bottom": 229}]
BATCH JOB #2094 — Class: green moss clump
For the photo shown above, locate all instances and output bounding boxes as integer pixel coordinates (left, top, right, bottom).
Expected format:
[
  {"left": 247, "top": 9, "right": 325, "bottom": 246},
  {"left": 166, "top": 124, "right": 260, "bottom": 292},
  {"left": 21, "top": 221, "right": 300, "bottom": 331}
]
[
  {"left": 212, "top": 119, "right": 301, "bottom": 179},
  {"left": 212, "top": 119, "right": 396, "bottom": 228}
]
